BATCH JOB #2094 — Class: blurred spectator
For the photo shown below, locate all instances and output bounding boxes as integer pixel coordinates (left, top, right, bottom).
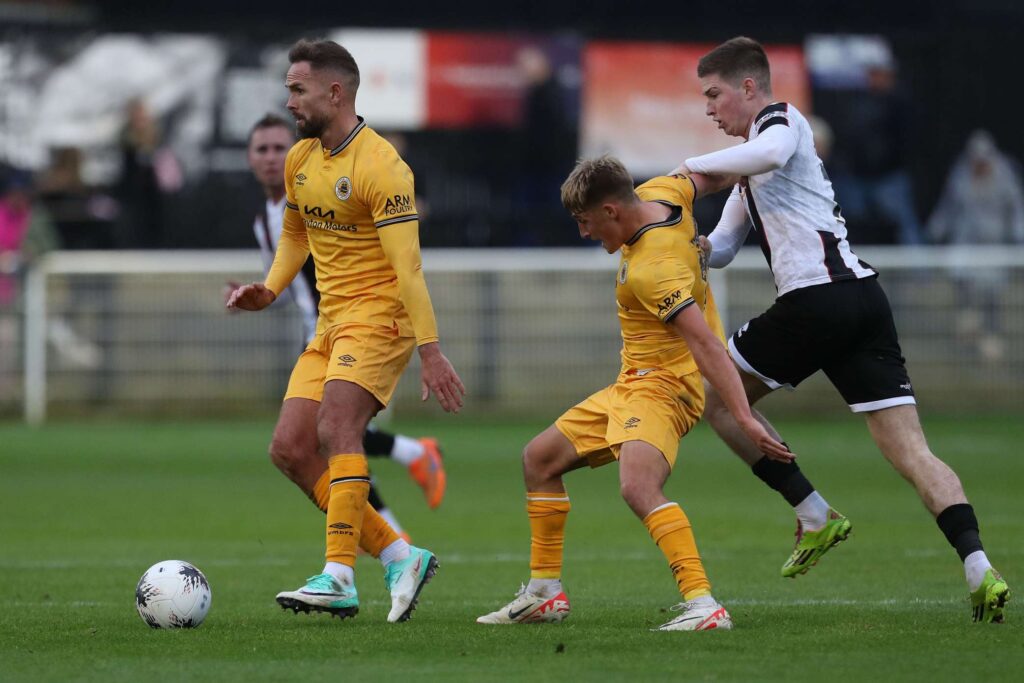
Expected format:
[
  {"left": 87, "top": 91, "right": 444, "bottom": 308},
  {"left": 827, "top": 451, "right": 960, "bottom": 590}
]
[
  {"left": 512, "top": 46, "right": 578, "bottom": 246},
  {"left": 0, "top": 165, "right": 59, "bottom": 396},
  {"left": 1, "top": 167, "right": 57, "bottom": 304},
  {"left": 0, "top": 163, "right": 102, "bottom": 374},
  {"left": 927, "top": 130, "right": 1024, "bottom": 361},
  {"left": 831, "top": 55, "right": 925, "bottom": 245},
  {"left": 114, "top": 99, "right": 183, "bottom": 248},
  {"left": 35, "top": 147, "right": 118, "bottom": 249}
]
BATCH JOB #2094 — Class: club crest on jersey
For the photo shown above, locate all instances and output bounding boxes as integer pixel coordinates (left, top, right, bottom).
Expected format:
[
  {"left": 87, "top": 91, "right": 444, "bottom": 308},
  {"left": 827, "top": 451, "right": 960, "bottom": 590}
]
[
  {"left": 335, "top": 177, "right": 352, "bottom": 201},
  {"left": 618, "top": 261, "right": 629, "bottom": 284}
]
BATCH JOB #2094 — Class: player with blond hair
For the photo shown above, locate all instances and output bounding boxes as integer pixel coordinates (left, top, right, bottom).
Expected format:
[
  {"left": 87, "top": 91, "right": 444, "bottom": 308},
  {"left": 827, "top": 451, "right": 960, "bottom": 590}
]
[{"left": 477, "top": 156, "right": 789, "bottom": 631}]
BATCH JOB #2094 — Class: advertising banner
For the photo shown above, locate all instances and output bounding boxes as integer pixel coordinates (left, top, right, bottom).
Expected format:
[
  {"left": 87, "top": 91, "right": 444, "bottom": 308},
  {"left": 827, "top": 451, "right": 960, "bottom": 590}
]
[{"left": 580, "top": 42, "right": 809, "bottom": 177}]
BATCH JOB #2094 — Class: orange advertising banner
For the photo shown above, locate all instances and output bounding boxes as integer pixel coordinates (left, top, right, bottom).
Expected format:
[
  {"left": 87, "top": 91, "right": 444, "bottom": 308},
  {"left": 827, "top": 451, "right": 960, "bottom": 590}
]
[{"left": 580, "top": 42, "right": 809, "bottom": 177}]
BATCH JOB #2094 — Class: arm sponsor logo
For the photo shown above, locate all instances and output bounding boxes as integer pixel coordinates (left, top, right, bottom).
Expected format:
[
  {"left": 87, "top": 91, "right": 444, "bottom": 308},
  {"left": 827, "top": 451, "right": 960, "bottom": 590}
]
[
  {"left": 383, "top": 194, "right": 413, "bottom": 216},
  {"left": 657, "top": 290, "right": 683, "bottom": 315}
]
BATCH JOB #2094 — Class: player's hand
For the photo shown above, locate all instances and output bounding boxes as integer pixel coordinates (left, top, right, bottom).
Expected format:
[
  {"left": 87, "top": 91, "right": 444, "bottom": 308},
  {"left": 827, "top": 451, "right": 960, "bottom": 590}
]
[
  {"left": 738, "top": 417, "right": 794, "bottom": 462},
  {"left": 669, "top": 162, "right": 691, "bottom": 176},
  {"left": 223, "top": 280, "right": 242, "bottom": 310},
  {"left": 226, "top": 282, "right": 276, "bottom": 311},
  {"left": 418, "top": 342, "right": 465, "bottom": 413},
  {"left": 697, "top": 235, "right": 712, "bottom": 261}
]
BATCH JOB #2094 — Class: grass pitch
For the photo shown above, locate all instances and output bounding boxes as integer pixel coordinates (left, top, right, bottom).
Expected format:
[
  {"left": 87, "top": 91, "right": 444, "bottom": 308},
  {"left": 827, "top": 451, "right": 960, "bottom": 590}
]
[{"left": 1, "top": 416, "right": 1021, "bottom": 682}]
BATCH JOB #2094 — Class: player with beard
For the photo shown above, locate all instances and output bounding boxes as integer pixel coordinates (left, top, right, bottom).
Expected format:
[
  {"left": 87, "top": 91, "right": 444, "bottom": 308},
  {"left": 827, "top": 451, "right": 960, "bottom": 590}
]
[
  {"left": 228, "top": 39, "right": 464, "bottom": 623},
  {"left": 235, "top": 114, "right": 448, "bottom": 534}
]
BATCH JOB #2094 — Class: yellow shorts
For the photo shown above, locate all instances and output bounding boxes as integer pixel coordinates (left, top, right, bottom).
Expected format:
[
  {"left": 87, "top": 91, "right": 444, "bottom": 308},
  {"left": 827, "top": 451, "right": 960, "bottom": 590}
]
[
  {"left": 555, "top": 368, "right": 704, "bottom": 469},
  {"left": 283, "top": 323, "right": 416, "bottom": 407}
]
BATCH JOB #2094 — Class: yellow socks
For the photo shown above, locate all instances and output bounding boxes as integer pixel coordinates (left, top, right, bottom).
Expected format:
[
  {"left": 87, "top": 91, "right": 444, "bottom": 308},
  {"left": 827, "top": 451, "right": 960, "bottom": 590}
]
[
  {"left": 360, "top": 504, "right": 401, "bottom": 558},
  {"left": 643, "top": 502, "right": 710, "bottom": 600},
  {"left": 527, "top": 491, "right": 570, "bottom": 579},
  {"left": 325, "top": 454, "right": 370, "bottom": 567},
  {"left": 312, "top": 469, "right": 400, "bottom": 558},
  {"left": 311, "top": 470, "right": 331, "bottom": 512}
]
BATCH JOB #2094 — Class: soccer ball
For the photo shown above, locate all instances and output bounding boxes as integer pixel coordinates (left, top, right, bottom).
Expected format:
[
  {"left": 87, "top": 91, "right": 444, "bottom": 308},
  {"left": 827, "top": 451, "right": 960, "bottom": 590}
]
[{"left": 135, "top": 560, "right": 212, "bottom": 629}]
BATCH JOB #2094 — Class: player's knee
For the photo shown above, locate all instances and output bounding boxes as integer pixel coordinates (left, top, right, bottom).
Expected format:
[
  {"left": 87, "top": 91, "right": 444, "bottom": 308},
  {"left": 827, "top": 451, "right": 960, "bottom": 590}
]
[
  {"left": 521, "top": 441, "right": 544, "bottom": 479},
  {"left": 268, "top": 435, "right": 304, "bottom": 475},
  {"left": 522, "top": 439, "right": 558, "bottom": 482},
  {"left": 618, "top": 477, "right": 648, "bottom": 514}
]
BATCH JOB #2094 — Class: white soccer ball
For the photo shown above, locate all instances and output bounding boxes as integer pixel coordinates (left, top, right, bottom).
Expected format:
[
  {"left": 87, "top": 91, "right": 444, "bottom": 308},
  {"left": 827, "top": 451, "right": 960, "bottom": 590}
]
[{"left": 135, "top": 560, "right": 212, "bottom": 629}]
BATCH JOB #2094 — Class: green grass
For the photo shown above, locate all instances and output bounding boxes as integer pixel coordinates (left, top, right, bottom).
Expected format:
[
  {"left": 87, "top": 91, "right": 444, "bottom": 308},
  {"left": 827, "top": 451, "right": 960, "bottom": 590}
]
[{"left": 1, "top": 416, "right": 1021, "bottom": 682}]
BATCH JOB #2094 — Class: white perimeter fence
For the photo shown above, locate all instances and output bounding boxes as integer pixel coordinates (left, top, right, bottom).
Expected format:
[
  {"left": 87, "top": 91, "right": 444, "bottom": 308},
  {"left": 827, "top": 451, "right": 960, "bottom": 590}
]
[{"left": 2, "top": 246, "right": 1023, "bottom": 423}]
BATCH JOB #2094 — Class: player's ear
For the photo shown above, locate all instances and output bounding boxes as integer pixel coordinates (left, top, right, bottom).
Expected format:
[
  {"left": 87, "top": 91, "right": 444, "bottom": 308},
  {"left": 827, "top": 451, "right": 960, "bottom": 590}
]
[
  {"left": 742, "top": 77, "right": 757, "bottom": 98},
  {"left": 329, "top": 81, "right": 344, "bottom": 104}
]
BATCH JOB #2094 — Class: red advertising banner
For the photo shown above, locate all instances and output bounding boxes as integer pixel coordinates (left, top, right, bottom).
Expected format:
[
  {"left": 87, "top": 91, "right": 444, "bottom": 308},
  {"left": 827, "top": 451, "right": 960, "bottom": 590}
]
[
  {"left": 426, "top": 33, "right": 530, "bottom": 128},
  {"left": 424, "top": 33, "right": 580, "bottom": 129},
  {"left": 580, "top": 42, "right": 809, "bottom": 176}
]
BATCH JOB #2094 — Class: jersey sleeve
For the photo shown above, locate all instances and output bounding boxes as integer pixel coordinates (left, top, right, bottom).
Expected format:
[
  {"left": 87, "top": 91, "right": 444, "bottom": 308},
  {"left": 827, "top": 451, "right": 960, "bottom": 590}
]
[
  {"left": 630, "top": 252, "right": 697, "bottom": 324},
  {"left": 685, "top": 121, "right": 797, "bottom": 176},
  {"left": 377, "top": 219, "right": 439, "bottom": 345},
  {"left": 641, "top": 175, "right": 697, "bottom": 214},
  {"left": 358, "top": 144, "right": 419, "bottom": 229},
  {"left": 264, "top": 145, "right": 310, "bottom": 297}
]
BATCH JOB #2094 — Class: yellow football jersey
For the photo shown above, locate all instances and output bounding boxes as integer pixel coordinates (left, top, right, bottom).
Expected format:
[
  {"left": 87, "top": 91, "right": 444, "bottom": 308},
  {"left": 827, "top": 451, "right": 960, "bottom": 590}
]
[
  {"left": 615, "top": 175, "right": 725, "bottom": 376},
  {"left": 280, "top": 118, "right": 419, "bottom": 336}
]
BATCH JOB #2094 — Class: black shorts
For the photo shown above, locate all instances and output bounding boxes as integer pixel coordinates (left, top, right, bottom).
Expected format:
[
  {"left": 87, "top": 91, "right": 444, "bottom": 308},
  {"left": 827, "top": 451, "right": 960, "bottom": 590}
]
[{"left": 729, "top": 276, "right": 916, "bottom": 413}]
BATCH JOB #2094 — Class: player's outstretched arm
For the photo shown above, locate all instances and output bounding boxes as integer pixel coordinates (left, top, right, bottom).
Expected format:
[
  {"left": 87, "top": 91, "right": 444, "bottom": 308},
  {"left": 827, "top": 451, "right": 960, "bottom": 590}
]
[
  {"left": 418, "top": 341, "right": 465, "bottom": 413},
  {"left": 670, "top": 304, "right": 793, "bottom": 462},
  {"left": 683, "top": 171, "right": 740, "bottom": 198},
  {"left": 683, "top": 124, "right": 798, "bottom": 177},
  {"left": 226, "top": 283, "right": 277, "bottom": 311}
]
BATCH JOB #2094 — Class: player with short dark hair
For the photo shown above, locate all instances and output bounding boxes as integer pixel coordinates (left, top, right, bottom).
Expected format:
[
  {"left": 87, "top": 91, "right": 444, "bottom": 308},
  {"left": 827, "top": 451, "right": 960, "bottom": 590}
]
[
  {"left": 228, "top": 38, "right": 464, "bottom": 623},
  {"left": 674, "top": 36, "right": 1009, "bottom": 623},
  {"left": 477, "top": 155, "right": 789, "bottom": 631},
  {"left": 237, "top": 113, "right": 448, "bottom": 534}
]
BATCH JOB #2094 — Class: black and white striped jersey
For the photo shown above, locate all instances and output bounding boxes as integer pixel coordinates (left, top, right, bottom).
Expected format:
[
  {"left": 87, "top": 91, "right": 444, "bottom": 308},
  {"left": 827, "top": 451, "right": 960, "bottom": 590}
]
[
  {"left": 688, "top": 102, "right": 876, "bottom": 296},
  {"left": 253, "top": 196, "right": 319, "bottom": 342}
]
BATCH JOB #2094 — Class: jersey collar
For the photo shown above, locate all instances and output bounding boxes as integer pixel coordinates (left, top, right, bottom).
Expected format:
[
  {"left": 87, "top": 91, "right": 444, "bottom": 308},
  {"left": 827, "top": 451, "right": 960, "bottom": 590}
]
[
  {"left": 326, "top": 116, "right": 366, "bottom": 157},
  {"left": 624, "top": 202, "right": 682, "bottom": 246}
]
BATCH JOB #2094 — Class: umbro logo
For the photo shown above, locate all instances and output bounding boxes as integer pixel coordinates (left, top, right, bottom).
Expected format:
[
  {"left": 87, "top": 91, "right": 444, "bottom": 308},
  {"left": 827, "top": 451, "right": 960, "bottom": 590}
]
[
  {"left": 337, "top": 354, "right": 357, "bottom": 367},
  {"left": 295, "top": 173, "right": 307, "bottom": 186},
  {"left": 328, "top": 521, "right": 355, "bottom": 537},
  {"left": 624, "top": 417, "right": 641, "bottom": 429}
]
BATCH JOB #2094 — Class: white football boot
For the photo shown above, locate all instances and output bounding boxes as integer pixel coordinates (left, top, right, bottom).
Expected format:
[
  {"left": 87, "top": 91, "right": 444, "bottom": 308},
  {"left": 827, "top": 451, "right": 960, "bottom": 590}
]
[
  {"left": 383, "top": 546, "right": 438, "bottom": 623},
  {"left": 476, "top": 583, "right": 570, "bottom": 624},
  {"left": 655, "top": 596, "right": 732, "bottom": 631}
]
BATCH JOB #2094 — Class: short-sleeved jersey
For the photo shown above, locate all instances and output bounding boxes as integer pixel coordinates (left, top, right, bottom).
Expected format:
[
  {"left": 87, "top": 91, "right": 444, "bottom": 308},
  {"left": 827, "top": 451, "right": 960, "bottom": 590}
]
[
  {"left": 283, "top": 117, "right": 418, "bottom": 336},
  {"left": 616, "top": 175, "right": 725, "bottom": 376}
]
